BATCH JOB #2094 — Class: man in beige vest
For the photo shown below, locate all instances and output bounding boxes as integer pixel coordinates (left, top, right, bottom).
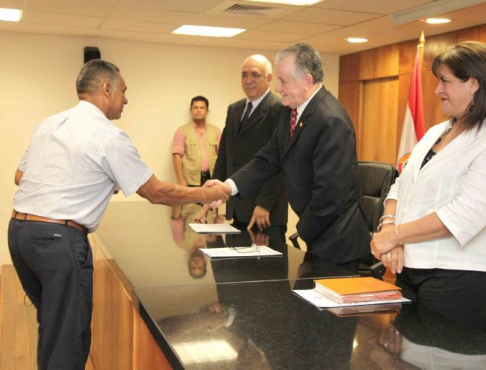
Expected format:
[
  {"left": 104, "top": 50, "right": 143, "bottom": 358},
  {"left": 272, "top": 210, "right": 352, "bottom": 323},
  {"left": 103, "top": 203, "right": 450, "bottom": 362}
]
[{"left": 172, "top": 96, "right": 221, "bottom": 186}]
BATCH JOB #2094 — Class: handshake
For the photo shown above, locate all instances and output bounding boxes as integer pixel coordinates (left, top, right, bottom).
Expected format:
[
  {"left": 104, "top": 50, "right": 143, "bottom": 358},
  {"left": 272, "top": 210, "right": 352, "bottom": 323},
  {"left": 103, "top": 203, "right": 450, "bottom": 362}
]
[{"left": 202, "top": 179, "right": 232, "bottom": 207}]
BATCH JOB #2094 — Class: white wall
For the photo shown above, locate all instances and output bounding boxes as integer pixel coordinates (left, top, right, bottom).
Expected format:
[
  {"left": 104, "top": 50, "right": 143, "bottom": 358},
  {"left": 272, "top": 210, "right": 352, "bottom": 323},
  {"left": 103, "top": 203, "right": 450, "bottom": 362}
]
[{"left": 0, "top": 31, "right": 339, "bottom": 266}]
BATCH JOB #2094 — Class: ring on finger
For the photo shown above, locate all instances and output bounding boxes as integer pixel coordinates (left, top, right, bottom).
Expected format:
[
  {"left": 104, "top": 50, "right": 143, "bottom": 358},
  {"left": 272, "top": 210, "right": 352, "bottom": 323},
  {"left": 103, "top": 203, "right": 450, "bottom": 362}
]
[{"left": 386, "top": 252, "right": 392, "bottom": 259}]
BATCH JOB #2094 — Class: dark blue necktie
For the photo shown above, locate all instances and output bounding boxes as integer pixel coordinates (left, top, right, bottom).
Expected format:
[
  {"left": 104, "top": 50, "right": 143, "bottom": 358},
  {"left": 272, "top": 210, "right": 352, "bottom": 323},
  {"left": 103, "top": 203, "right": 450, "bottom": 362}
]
[{"left": 241, "top": 101, "right": 253, "bottom": 122}]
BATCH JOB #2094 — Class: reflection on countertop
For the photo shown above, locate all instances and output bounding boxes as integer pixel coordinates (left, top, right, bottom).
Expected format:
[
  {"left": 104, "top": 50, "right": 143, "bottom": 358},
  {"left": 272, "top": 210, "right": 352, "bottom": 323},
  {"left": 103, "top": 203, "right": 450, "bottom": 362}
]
[
  {"left": 95, "top": 201, "right": 354, "bottom": 290},
  {"left": 96, "top": 201, "right": 486, "bottom": 369}
]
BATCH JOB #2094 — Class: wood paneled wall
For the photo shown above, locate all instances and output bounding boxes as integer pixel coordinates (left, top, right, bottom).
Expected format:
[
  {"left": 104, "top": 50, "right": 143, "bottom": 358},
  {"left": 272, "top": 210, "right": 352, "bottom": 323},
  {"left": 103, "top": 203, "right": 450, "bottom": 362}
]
[{"left": 339, "top": 23, "right": 486, "bottom": 164}]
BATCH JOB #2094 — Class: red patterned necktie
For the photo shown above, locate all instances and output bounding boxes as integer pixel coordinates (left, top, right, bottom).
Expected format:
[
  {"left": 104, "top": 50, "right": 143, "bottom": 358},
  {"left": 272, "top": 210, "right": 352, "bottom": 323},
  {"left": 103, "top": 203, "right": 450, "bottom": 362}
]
[{"left": 289, "top": 108, "right": 298, "bottom": 137}]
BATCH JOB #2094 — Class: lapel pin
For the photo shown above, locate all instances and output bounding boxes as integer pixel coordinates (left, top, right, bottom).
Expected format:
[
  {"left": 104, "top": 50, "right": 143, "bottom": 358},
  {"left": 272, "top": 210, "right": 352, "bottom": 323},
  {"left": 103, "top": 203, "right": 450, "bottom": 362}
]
[{"left": 299, "top": 122, "right": 303, "bottom": 127}]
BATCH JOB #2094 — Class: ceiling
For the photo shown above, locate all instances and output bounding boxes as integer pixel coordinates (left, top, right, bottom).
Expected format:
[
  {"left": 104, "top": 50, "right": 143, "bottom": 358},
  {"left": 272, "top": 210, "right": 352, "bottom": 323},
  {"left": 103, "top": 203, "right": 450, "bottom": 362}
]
[{"left": 1, "top": 0, "right": 486, "bottom": 55}]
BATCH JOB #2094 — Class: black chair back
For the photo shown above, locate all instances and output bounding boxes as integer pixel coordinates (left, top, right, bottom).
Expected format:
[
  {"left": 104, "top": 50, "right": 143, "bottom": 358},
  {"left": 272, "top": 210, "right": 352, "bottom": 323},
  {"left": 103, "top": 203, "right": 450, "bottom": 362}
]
[{"left": 357, "top": 161, "right": 399, "bottom": 233}]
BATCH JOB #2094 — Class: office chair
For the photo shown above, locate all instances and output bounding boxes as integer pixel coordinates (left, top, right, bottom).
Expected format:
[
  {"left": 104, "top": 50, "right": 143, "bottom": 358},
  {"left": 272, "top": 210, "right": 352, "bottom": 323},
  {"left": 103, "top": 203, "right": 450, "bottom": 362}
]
[
  {"left": 357, "top": 161, "right": 399, "bottom": 278},
  {"left": 289, "top": 161, "right": 398, "bottom": 279}
]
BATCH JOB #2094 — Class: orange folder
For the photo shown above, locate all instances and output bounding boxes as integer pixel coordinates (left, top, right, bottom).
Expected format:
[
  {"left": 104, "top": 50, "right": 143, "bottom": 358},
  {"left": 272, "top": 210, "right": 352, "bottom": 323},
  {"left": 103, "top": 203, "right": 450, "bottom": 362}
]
[{"left": 314, "top": 277, "right": 402, "bottom": 304}]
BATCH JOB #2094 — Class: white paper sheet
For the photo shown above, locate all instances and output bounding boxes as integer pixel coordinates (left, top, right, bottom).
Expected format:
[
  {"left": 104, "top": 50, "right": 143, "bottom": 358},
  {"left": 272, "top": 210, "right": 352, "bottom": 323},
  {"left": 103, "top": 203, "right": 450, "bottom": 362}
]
[
  {"left": 189, "top": 223, "right": 241, "bottom": 234},
  {"left": 293, "top": 289, "right": 410, "bottom": 308},
  {"left": 198, "top": 245, "right": 282, "bottom": 258}
]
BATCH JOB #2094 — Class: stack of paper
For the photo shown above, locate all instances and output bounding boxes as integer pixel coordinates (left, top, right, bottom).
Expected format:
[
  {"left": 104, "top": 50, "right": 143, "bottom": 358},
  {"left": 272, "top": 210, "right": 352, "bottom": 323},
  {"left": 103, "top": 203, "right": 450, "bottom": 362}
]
[
  {"left": 314, "top": 277, "right": 402, "bottom": 304},
  {"left": 189, "top": 223, "right": 241, "bottom": 234},
  {"left": 198, "top": 245, "right": 282, "bottom": 258}
]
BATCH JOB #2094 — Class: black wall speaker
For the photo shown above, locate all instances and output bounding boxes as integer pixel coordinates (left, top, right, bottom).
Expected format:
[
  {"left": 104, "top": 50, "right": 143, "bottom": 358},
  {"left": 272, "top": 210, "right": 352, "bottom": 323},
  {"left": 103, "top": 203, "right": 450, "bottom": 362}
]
[{"left": 84, "top": 47, "right": 101, "bottom": 64}]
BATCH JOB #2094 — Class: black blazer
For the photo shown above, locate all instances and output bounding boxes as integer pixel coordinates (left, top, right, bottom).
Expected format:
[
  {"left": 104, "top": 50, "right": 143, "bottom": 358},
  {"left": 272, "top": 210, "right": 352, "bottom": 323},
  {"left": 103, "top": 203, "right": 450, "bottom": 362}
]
[
  {"left": 213, "top": 92, "right": 288, "bottom": 225},
  {"left": 231, "top": 87, "right": 370, "bottom": 264}
]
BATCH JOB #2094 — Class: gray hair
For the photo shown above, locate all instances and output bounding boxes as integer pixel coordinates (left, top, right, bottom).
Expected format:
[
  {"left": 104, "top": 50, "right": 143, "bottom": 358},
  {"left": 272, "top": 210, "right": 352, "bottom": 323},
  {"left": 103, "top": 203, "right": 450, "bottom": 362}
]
[
  {"left": 76, "top": 59, "right": 120, "bottom": 95},
  {"left": 242, "top": 54, "right": 272, "bottom": 77},
  {"left": 275, "top": 43, "right": 323, "bottom": 84}
]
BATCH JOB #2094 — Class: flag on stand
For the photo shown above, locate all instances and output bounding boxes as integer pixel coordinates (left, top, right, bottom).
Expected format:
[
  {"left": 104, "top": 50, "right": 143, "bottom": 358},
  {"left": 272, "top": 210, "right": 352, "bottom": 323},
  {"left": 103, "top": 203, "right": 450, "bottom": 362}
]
[{"left": 397, "top": 32, "right": 426, "bottom": 173}]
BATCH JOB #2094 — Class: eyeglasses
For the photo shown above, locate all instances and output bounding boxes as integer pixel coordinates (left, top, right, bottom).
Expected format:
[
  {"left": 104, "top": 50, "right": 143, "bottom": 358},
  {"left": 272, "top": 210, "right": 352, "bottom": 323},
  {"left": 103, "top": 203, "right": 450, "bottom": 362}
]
[{"left": 229, "top": 243, "right": 260, "bottom": 254}]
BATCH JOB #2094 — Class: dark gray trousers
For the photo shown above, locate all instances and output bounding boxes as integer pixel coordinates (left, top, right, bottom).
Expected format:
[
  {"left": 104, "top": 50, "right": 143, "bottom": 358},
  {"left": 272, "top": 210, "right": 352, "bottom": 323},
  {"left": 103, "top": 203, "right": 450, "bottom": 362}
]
[{"left": 8, "top": 218, "right": 93, "bottom": 370}]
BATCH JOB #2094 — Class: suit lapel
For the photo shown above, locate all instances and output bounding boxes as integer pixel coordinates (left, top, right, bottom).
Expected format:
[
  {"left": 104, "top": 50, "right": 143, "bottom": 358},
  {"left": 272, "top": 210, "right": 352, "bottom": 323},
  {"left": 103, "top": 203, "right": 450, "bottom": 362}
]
[
  {"left": 238, "top": 94, "right": 271, "bottom": 138},
  {"left": 283, "top": 87, "right": 326, "bottom": 158},
  {"left": 233, "top": 100, "right": 246, "bottom": 141}
]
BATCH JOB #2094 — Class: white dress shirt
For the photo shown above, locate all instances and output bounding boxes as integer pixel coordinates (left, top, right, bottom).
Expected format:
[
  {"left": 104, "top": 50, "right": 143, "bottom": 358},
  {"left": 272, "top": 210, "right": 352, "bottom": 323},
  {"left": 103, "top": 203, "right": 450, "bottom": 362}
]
[
  {"left": 14, "top": 100, "right": 152, "bottom": 232},
  {"left": 387, "top": 119, "right": 486, "bottom": 272}
]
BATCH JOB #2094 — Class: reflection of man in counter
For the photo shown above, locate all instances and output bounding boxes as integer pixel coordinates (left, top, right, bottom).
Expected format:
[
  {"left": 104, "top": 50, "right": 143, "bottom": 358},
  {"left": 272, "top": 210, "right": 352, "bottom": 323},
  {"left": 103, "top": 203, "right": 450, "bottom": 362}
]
[
  {"left": 219, "top": 43, "right": 370, "bottom": 271},
  {"left": 201, "top": 55, "right": 288, "bottom": 232},
  {"left": 172, "top": 96, "right": 221, "bottom": 187},
  {"left": 8, "top": 60, "right": 229, "bottom": 370},
  {"left": 171, "top": 203, "right": 225, "bottom": 279}
]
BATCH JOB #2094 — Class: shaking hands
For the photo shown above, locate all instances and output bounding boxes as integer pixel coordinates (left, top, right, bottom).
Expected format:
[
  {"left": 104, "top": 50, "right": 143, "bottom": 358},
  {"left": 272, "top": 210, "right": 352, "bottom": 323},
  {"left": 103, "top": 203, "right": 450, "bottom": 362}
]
[{"left": 202, "top": 179, "right": 231, "bottom": 205}]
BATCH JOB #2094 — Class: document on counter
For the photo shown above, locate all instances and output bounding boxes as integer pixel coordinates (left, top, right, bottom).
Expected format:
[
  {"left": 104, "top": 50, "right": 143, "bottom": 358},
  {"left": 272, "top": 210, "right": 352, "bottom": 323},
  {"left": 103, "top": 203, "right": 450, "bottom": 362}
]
[
  {"left": 292, "top": 289, "right": 410, "bottom": 309},
  {"left": 189, "top": 223, "right": 241, "bottom": 234},
  {"left": 198, "top": 245, "right": 282, "bottom": 258}
]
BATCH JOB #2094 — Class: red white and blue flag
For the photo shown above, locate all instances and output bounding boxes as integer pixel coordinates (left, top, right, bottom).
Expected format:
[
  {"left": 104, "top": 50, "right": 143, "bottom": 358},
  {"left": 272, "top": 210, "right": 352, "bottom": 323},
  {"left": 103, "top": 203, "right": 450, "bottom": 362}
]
[{"left": 397, "top": 32, "right": 426, "bottom": 173}]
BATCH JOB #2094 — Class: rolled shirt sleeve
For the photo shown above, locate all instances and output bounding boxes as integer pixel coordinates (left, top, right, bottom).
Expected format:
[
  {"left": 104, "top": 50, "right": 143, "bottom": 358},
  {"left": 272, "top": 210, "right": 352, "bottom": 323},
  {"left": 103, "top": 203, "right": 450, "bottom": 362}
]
[{"left": 172, "top": 128, "right": 186, "bottom": 156}]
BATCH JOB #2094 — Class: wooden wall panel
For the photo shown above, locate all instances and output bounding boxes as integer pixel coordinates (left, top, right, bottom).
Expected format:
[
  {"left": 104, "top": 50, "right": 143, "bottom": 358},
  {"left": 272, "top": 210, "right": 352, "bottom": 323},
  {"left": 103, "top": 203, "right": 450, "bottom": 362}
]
[
  {"left": 338, "top": 81, "right": 361, "bottom": 138},
  {"left": 422, "top": 32, "right": 457, "bottom": 71},
  {"left": 458, "top": 23, "right": 486, "bottom": 43},
  {"left": 339, "top": 52, "right": 360, "bottom": 82},
  {"left": 360, "top": 78, "right": 398, "bottom": 163},
  {"left": 359, "top": 44, "right": 399, "bottom": 80},
  {"left": 398, "top": 40, "right": 417, "bottom": 75}
]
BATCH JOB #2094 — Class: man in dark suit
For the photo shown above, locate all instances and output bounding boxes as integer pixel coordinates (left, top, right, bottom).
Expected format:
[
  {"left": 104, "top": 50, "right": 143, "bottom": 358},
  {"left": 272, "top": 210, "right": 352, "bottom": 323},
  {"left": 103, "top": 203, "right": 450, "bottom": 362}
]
[
  {"left": 221, "top": 44, "right": 370, "bottom": 271},
  {"left": 200, "top": 55, "right": 288, "bottom": 233}
]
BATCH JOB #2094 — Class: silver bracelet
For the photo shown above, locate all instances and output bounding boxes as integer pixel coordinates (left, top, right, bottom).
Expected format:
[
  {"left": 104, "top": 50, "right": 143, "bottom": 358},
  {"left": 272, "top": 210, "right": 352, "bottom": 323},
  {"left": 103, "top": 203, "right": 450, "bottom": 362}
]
[
  {"left": 377, "top": 220, "right": 395, "bottom": 232},
  {"left": 379, "top": 214, "right": 396, "bottom": 223}
]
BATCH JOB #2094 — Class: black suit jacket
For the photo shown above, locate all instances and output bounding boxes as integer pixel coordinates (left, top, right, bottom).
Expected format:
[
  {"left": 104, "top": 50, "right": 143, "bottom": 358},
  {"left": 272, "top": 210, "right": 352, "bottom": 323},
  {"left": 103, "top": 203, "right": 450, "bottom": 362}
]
[
  {"left": 231, "top": 87, "right": 370, "bottom": 264},
  {"left": 213, "top": 92, "right": 288, "bottom": 225}
]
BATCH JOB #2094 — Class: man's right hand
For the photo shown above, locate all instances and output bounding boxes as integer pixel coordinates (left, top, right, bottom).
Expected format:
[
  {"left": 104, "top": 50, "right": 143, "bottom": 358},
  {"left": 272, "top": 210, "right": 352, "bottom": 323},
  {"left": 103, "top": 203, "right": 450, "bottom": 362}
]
[{"left": 203, "top": 180, "right": 231, "bottom": 204}]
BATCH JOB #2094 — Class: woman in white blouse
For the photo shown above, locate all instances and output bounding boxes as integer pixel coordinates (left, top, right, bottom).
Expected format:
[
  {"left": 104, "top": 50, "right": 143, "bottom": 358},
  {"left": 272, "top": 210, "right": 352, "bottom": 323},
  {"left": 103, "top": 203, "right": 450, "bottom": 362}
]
[{"left": 371, "top": 41, "right": 486, "bottom": 332}]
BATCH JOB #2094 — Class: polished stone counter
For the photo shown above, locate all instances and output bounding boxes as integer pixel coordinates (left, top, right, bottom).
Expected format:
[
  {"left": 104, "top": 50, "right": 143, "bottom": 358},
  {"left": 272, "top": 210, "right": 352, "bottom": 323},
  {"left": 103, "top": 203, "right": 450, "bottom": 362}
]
[
  {"left": 96, "top": 201, "right": 486, "bottom": 369},
  {"left": 135, "top": 281, "right": 486, "bottom": 369}
]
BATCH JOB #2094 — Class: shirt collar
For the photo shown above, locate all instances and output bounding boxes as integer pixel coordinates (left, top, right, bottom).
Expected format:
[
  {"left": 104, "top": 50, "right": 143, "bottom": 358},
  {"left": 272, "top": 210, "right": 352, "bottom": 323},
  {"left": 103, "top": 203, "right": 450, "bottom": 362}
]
[
  {"left": 77, "top": 99, "right": 109, "bottom": 119},
  {"left": 295, "top": 84, "right": 322, "bottom": 120},
  {"left": 246, "top": 89, "right": 270, "bottom": 111}
]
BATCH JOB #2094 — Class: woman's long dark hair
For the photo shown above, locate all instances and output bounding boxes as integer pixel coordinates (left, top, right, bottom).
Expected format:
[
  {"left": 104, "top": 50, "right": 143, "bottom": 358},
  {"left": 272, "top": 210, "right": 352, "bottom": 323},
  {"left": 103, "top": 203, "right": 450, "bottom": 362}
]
[{"left": 432, "top": 41, "right": 486, "bottom": 130}]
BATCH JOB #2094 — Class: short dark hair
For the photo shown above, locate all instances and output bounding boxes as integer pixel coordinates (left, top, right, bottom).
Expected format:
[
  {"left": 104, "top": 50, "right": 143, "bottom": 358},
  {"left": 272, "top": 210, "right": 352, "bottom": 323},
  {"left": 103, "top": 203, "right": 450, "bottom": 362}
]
[
  {"left": 76, "top": 59, "right": 120, "bottom": 96},
  {"left": 432, "top": 41, "right": 486, "bottom": 130},
  {"left": 276, "top": 43, "right": 324, "bottom": 84},
  {"left": 191, "top": 96, "right": 209, "bottom": 109}
]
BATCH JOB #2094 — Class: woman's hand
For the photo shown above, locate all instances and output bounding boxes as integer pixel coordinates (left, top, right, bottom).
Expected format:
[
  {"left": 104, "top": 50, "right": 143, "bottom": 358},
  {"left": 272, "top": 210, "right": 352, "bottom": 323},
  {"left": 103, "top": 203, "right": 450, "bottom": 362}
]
[
  {"left": 371, "top": 225, "right": 400, "bottom": 258},
  {"left": 381, "top": 245, "right": 404, "bottom": 274}
]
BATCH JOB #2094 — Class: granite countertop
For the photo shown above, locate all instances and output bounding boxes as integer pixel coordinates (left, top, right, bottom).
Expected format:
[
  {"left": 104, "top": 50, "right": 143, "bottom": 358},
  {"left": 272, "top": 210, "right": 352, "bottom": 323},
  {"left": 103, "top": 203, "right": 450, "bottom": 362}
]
[
  {"left": 135, "top": 281, "right": 486, "bottom": 370},
  {"left": 96, "top": 201, "right": 486, "bottom": 369}
]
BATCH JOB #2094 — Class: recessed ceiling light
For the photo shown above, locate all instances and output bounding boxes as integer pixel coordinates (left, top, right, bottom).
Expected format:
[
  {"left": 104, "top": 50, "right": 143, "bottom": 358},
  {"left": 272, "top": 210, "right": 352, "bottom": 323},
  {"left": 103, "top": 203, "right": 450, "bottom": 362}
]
[
  {"left": 246, "top": 0, "right": 324, "bottom": 5},
  {"left": 346, "top": 37, "right": 368, "bottom": 43},
  {"left": 425, "top": 18, "right": 451, "bottom": 24},
  {"left": 172, "top": 25, "right": 245, "bottom": 38},
  {"left": 0, "top": 8, "right": 22, "bottom": 22}
]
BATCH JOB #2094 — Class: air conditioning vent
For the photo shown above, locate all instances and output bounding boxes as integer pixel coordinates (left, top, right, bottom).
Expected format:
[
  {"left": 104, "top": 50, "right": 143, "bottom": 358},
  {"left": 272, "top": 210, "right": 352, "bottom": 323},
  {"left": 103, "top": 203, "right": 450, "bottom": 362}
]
[{"left": 224, "top": 3, "right": 282, "bottom": 16}]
